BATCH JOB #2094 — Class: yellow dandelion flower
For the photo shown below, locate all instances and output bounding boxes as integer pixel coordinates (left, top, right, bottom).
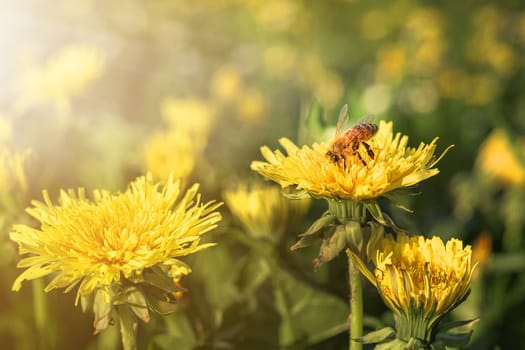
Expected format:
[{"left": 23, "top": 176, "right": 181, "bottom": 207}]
[
  {"left": 144, "top": 130, "right": 200, "bottom": 182},
  {"left": 10, "top": 174, "right": 222, "bottom": 304},
  {"left": 160, "top": 97, "right": 214, "bottom": 135},
  {"left": 251, "top": 120, "right": 449, "bottom": 201},
  {"left": 351, "top": 233, "right": 474, "bottom": 346},
  {"left": 223, "top": 182, "right": 309, "bottom": 241},
  {"left": 210, "top": 66, "right": 243, "bottom": 103},
  {"left": 477, "top": 129, "right": 525, "bottom": 187},
  {"left": 18, "top": 44, "right": 104, "bottom": 111},
  {"left": 145, "top": 97, "right": 214, "bottom": 182},
  {"left": 0, "top": 147, "right": 30, "bottom": 194}
]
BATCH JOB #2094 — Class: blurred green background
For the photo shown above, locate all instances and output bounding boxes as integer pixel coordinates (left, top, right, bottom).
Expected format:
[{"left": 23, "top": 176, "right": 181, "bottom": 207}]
[{"left": 1, "top": 0, "right": 525, "bottom": 349}]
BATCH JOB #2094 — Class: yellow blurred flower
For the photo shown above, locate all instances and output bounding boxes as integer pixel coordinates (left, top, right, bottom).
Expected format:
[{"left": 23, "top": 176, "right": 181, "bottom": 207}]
[
  {"left": 263, "top": 45, "right": 298, "bottom": 79},
  {"left": 144, "top": 131, "right": 198, "bottom": 182},
  {"left": 210, "top": 66, "right": 243, "bottom": 103},
  {"left": 251, "top": 121, "right": 449, "bottom": 201},
  {"left": 0, "top": 115, "right": 12, "bottom": 145},
  {"left": 235, "top": 88, "right": 266, "bottom": 124},
  {"left": 11, "top": 174, "right": 222, "bottom": 304},
  {"left": 360, "top": 9, "right": 390, "bottom": 40},
  {"left": 351, "top": 233, "right": 474, "bottom": 346},
  {"left": 145, "top": 97, "right": 214, "bottom": 181},
  {"left": 477, "top": 129, "right": 525, "bottom": 186},
  {"left": 375, "top": 45, "right": 406, "bottom": 81},
  {"left": 223, "top": 182, "right": 309, "bottom": 241},
  {"left": 312, "top": 71, "right": 344, "bottom": 110},
  {"left": 437, "top": 68, "right": 470, "bottom": 99},
  {"left": 466, "top": 73, "right": 500, "bottom": 105},
  {"left": 160, "top": 97, "right": 214, "bottom": 135},
  {"left": 252, "top": 0, "right": 299, "bottom": 32},
  {"left": 18, "top": 44, "right": 104, "bottom": 111},
  {"left": 0, "top": 147, "right": 30, "bottom": 194}
]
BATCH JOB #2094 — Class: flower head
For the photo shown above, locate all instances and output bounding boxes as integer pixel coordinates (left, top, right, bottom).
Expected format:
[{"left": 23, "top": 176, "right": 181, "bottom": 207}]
[
  {"left": 11, "top": 174, "right": 222, "bottom": 304},
  {"left": 18, "top": 44, "right": 104, "bottom": 111},
  {"left": 223, "top": 182, "right": 309, "bottom": 241},
  {"left": 251, "top": 121, "right": 449, "bottom": 201},
  {"left": 477, "top": 129, "right": 525, "bottom": 187},
  {"left": 371, "top": 233, "right": 473, "bottom": 319},
  {"left": 352, "top": 232, "right": 475, "bottom": 346},
  {"left": 144, "top": 97, "right": 214, "bottom": 182}
]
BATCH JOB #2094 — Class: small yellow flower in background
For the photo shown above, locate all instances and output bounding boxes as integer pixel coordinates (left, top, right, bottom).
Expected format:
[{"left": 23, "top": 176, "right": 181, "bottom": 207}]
[
  {"left": 210, "top": 66, "right": 243, "bottom": 103},
  {"left": 18, "top": 44, "right": 104, "bottom": 112},
  {"left": 477, "top": 129, "right": 525, "bottom": 187},
  {"left": 251, "top": 120, "right": 449, "bottom": 201},
  {"left": 350, "top": 233, "right": 476, "bottom": 349},
  {"left": 160, "top": 97, "right": 214, "bottom": 135},
  {"left": 0, "top": 147, "right": 30, "bottom": 194},
  {"left": 0, "top": 115, "right": 13, "bottom": 145},
  {"left": 234, "top": 88, "right": 266, "bottom": 124},
  {"left": 144, "top": 131, "right": 199, "bottom": 182},
  {"left": 145, "top": 97, "right": 214, "bottom": 182},
  {"left": 223, "top": 182, "right": 309, "bottom": 241},
  {"left": 10, "top": 173, "right": 222, "bottom": 335}
]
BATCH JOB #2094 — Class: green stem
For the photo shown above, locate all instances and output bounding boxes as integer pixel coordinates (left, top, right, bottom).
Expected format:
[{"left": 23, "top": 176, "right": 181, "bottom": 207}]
[
  {"left": 348, "top": 253, "right": 363, "bottom": 350},
  {"left": 32, "top": 279, "right": 54, "bottom": 350}
]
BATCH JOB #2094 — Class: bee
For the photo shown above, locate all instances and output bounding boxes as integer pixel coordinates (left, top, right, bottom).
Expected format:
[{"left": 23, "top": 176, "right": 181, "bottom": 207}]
[{"left": 326, "top": 104, "right": 378, "bottom": 167}]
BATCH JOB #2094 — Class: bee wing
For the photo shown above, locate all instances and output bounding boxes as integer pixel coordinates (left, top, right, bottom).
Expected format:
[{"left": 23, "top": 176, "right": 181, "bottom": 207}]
[
  {"left": 335, "top": 104, "right": 349, "bottom": 137},
  {"left": 357, "top": 114, "right": 375, "bottom": 124}
]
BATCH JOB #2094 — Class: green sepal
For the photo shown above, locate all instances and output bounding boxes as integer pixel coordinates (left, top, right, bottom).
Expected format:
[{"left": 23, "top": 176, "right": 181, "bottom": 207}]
[
  {"left": 117, "top": 304, "right": 138, "bottom": 350},
  {"left": 80, "top": 292, "right": 93, "bottom": 313},
  {"left": 434, "top": 318, "right": 478, "bottom": 348},
  {"left": 93, "top": 288, "right": 114, "bottom": 335},
  {"left": 282, "top": 188, "right": 310, "bottom": 200},
  {"left": 365, "top": 202, "right": 404, "bottom": 233},
  {"left": 142, "top": 265, "right": 185, "bottom": 294},
  {"left": 290, "top": 212, "right": 336, "bottom": 251},
  {"left": 373, "top": 338, "right": 414, "bottom": 350},
  {"left": 143, "top": 292, "right": 180, "bottom": 316},
  {"left": 365, "top": 222, "right": 384, "bottom": 261},
  {"left": 355, "top": 326, "right": 395, "bottom": 344},
  {"left": 313, "top": 224, "right": 348, "bottom": 269},
  {"left": 343, "top": 220, "right": 364, "bottom": 252},
  {"left": 124, "top": 286, "right": 150, "bottom": 323}
]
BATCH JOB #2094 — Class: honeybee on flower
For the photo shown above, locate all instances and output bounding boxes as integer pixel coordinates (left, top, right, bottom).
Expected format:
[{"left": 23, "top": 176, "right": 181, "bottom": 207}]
[{"left": 326, "top": 105, "right": 378, "bottom": 167}]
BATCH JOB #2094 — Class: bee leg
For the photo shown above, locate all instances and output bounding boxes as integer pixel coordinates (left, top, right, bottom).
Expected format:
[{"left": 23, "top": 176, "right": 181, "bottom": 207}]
[
  {"left": 355, "top": 150, "right": 367, "bottom": 166},
  {"left": 362, "top": 142, "right": 375, "bottom": 159}
]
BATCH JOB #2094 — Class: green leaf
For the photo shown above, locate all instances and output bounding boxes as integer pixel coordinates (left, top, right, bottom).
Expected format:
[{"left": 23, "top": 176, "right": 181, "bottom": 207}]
[
  {"left": 355, "top": 327, "right": 395, "bottom": 344},
  {"left": 142, "top": 265, "right": 184, "bottom": 293},
  {"left": 274, "top": 268, "right": 349, "bottom": 347}
]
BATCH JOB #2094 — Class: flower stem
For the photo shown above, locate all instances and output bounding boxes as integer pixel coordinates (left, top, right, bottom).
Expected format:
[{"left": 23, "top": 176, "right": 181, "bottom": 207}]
[{"left": 348, "top": 252, "right": 363, "bottom": 350}]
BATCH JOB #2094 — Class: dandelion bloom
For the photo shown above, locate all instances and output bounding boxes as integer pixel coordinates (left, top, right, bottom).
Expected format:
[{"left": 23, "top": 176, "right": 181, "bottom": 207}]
[
  {"left": 144, "top": 97, "right": 214, "bottom": 182},
  {"left": 477, "top": 129, "right": 525, "bottom": 187},
  {"left": 223, "top": 182, "right": 309, "bottom": 241},
  {"left": 251, "top": 121, "right": 449, "bottom": 201},
  {"left": 352, "top": 233, "right": 474, "bottom": 345},
  {"left": 11, "top": 174, "right": 222, "bottom": 304}
]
